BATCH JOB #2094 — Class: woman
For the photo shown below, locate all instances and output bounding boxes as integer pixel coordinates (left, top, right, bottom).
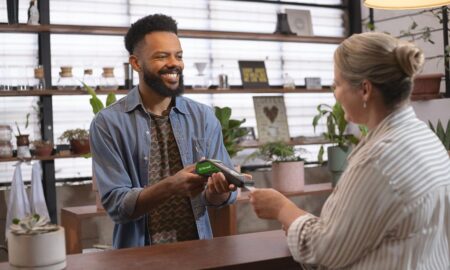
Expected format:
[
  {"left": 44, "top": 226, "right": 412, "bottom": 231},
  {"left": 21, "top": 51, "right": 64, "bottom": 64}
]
[{"left": 249, "top": 32, "right": 450, "bottom": 269}]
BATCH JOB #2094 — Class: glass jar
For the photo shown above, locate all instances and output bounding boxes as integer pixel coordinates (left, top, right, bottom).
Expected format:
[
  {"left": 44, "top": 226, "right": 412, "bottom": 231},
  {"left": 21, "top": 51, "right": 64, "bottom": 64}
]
[
  {"left": 0, "top": 141, "right": 13, "bottom": 158},
  {"left": 0, "top": 125, "right": 12, "bottom": 141},
  {"left": 99, "top": 67, "right": 118, "bottom": 90},
  {"left": 82, "top": 68, "right": 97, "bottom": 91},
  {"left": 57, "top": 66, "right": 79, "bottom": 90},
  {"left": 32, "top": 65, "right": 46, "bottom": 90}
]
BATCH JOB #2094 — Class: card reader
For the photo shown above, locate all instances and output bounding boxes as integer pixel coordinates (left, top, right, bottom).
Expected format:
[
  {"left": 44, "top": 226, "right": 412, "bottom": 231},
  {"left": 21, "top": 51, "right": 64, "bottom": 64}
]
[{"left": 195, "top": 159, "right": 254, "bottom": 190}]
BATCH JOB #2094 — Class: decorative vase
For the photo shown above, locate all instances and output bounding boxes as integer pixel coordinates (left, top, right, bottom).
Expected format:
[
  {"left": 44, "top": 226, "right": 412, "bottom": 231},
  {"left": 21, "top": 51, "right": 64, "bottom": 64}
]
[
  {"left": 327, "top": 145, "right": 352, "bottom": 187},
  {"left": 16, "top": 135, "right": 31, "bottom": 159},
  {"left": 271, "top": 160, "right": 304, "bottom": 192},
  {"left": 7, "top": 227, "right": 66, "bottom": 270}
]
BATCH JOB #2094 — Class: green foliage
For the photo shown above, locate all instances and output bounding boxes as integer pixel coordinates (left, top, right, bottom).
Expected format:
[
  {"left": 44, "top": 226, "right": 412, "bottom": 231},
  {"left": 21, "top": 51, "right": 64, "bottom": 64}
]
[
  {"left": 214, "top": 106, "right": 248, "bottom": 158},
  {"left": 59, "top": 128, "right": 89, "bottom": 142},
  {"left": 252, "top": 141, "right": 305, "bottom": 163},
  {"left": 429, "top": 119, "right": 450, "bottom": 150},
  {"left": 82, "top": 82, "right": 116, "bottom": 115},
  {"left": 14, "top": 113, "right": 31, "bottom": 136},
  {"left": 312, "top": 102, "right": 362, "bottom": 163}
]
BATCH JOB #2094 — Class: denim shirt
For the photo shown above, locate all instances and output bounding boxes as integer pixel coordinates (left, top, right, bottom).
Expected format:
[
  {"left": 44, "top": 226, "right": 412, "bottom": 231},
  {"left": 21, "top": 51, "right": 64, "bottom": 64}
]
[{"left": 90, "top": 87, "right": 236, "bottom": 249}]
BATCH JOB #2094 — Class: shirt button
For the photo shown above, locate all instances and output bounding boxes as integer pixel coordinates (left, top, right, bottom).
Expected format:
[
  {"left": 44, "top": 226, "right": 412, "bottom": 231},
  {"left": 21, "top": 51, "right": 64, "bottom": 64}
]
[
  {"left": 146, "top": 131, "right": 150, "bottom": 135},
  {"left": 144, "top": 156, "right": 148, "bottom": 161}
]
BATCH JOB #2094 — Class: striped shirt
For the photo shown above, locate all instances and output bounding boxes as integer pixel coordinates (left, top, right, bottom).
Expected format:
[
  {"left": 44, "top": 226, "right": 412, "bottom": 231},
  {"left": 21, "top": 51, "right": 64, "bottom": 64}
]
[{"left": 287, "top": 106, "right": 450, "bottom": 269}]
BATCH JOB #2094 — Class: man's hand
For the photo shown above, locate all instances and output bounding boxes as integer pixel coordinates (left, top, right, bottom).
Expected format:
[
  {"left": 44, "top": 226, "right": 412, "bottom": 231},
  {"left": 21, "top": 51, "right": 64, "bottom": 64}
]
[
  {"left": 206, "top": 172, "right": 236, "bottom": 195},
  {"left": 170, "top": 164, "right": 207, "bottom": 198}
]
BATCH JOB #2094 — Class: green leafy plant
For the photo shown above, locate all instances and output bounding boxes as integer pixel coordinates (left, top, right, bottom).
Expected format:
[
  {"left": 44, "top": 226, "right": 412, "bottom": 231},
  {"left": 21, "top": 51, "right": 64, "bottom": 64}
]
[
  {"left": 429, "top": 119, "right": 450, "bottom": 151},
  {"left": 214, "top": 106, "right": 249, "bottom": 158},
  {"left": 252, "top": 141, "right": 305, "bottom": 163},
  {"left": 312, "top": 102, "right": 362, "bottom": 163},
  {"left": 58, "top": 128, "right": 89, "bottom": 143},
  {"left": 14, "top": 113, "right": 31, "bottom": 136},
  {"left": 82, "top": 82, "right": 116, "bottom": 115}
]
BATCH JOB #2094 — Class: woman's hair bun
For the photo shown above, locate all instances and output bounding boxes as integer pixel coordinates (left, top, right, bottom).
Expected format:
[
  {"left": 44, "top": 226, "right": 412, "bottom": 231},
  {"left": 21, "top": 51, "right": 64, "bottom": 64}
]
[{"left": 394, "top": 44, "right": 424, "bottom": 77}]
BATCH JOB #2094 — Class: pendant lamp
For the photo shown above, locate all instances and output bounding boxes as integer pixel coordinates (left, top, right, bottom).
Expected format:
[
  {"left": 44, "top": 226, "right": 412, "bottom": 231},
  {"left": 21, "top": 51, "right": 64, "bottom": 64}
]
[{"left": 364, "top": 0, "right": 450, "bottom": 10}]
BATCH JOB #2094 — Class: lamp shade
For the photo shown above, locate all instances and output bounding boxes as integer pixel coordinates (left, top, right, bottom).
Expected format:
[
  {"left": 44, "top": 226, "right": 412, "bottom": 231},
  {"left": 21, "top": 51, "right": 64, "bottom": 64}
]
[{"left": 364, "top": 0, "right": 450, "bottom": 9}]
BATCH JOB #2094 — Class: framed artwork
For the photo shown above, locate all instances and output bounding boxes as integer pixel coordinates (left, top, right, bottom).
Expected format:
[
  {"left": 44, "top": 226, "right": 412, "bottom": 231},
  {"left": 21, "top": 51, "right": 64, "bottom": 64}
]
[
  {"left": 253, "top": 96, "right": 290, "bottom": 143},
  {"left": 238, "top": 61, "right": 270, "bottom": 89},
  {"left": 286, "top": 9, "right": 313, "bottom": 36}
]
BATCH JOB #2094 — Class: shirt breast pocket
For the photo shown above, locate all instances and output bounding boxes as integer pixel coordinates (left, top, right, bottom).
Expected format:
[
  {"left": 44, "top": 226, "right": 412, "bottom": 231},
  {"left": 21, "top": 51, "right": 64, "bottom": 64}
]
[{"left": 191, "top": 137, "right": 206, "bottom": 162}]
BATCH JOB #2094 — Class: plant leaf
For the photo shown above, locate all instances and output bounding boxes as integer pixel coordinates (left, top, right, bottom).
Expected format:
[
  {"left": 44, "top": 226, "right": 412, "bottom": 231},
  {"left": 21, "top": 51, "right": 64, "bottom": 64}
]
[{"left": 106, "top": 93, "right": 117, "bottom": 107}]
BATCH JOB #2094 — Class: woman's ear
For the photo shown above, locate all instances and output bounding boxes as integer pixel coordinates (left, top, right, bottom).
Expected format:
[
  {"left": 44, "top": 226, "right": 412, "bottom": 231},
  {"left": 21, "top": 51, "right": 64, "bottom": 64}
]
[
  {"left": 129, "top": 55, "right": 141, "bottom": 72},
  {"left": 361, "top": 79, "right": 373, "bottom": 102}
]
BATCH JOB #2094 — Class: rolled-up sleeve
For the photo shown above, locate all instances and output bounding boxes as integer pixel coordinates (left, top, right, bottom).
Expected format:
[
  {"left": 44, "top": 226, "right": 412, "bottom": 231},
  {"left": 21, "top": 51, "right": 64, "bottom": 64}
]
[{"left": 90, "top": 112, "right": 142, "bottom": 223}]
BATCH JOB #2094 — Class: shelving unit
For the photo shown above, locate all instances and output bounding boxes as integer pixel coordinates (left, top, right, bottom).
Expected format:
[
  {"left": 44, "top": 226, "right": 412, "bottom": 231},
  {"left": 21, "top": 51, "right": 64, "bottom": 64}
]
[{"left": 0, "top": 0, "right": 361, "bottom": 224}]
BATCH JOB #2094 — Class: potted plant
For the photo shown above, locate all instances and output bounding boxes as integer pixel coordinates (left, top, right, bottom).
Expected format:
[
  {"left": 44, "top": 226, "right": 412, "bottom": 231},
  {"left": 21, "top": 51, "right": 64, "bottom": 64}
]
[
  {"left": 14, "top": 113, "right": 31, "bottom": 159},
  {"left": 32, "top": 140, "right": 53, "bottom": 157},
  {"left": 59, "top": 128, "right": 90, "bottom": 155},
  {"left": 429, "top": 119, "right": 450, "bottom": 157},
  {"left": 254, "top": 141, "right": 306, "bottom": 192},
  {"left": 312, "top": 102, "right": 363, "bottom": 186},
  {"left": 7, "top": 214, "right": 66, "bottom": 269},
  {"left": 214, "top": 106, "right": 249, "bottom": 159}
]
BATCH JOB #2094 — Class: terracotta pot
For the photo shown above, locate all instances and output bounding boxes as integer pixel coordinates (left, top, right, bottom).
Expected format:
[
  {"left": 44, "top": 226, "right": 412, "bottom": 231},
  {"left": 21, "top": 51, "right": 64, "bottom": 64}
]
[
  {"left": 35, "top": 145, "right": 53, "bottom": 157},
  {"left": 70, "top": 138, "right": 90, "bottom": 154},
  {"left": 411, "top": 73, "right": 443, "bottom": 101},
  {"left": 16, "top": 135, "right": 30, "bottom": 146},
  {"left": 271, "top": 161, "right": 304, "bottom": 192}
]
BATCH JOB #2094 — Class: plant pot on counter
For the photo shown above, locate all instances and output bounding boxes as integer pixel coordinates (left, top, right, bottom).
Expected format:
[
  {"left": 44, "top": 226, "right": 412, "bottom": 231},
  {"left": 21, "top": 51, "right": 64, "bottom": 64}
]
[
  {"left": 70, "top": 138, "right": 90, "bottom": 155},
  {"left": 411, "top": 73, "right": 443, "bottom": 101},
  {"left": 327, "top": 145, "right": 352, "bottom": 187},
  {"left": 271, "top": 160, "right": 305, "bottom": 193}
]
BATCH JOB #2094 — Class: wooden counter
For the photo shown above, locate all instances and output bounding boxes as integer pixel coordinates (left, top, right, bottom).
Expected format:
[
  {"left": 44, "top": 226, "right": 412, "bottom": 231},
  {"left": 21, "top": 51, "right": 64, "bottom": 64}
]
[{"left": 0, "top": 230, "right": 299, "bottom": 270}]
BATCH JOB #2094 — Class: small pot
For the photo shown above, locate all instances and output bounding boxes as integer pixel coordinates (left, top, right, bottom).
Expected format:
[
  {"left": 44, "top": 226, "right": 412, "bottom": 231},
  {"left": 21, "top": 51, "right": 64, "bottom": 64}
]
[
  {"left": 35, "top": 145, "right": 53, "bottom": 157},
  {"left": 411, "top": 73, "right": 443, "bottom": 101},
  {"left": 16, "top": 135, "right": 30, "bottom": 146},
  {"left": 70, "top": 138, "right": 90, "bottom": 154}
]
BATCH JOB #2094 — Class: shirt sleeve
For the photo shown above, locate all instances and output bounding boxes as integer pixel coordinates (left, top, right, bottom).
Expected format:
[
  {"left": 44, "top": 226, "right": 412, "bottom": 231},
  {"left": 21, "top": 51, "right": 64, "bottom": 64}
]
[
  {"left": 286, "top": 161, "right": 401, "bottom": 268},
  {"left": 90, "top": 112, "right": 142, "bottom": 224},
  {"left": 201, "top": 106, "right": 237, "bottom": 206}
]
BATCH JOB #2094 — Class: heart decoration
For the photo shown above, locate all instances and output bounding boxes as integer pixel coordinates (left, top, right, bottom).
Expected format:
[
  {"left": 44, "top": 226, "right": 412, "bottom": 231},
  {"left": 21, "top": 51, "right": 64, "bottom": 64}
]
[{"left": 263, "top": 106, "right": 278, "bottom": 123}]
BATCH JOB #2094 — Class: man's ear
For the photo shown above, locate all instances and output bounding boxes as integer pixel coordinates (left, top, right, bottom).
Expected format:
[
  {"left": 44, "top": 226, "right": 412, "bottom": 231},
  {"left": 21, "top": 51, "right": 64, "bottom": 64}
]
[{"left": 129, "top": 55, "right": 141, "bottom": 72}]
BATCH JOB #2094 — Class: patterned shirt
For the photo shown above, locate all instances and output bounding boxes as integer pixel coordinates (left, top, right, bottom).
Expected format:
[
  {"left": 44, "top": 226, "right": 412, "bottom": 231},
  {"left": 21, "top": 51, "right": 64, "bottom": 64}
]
[
  {"left": 147, "top": 111, "right": 199, "bottom": 245},
  {"left": 287, "top": 106, "right": 450, "bottom": 269}
]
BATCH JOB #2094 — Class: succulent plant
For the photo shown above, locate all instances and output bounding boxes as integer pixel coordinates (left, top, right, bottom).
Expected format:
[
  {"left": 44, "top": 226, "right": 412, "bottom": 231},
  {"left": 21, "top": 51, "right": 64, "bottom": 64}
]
[{"left": 10, "top": 214, "right": 59, "bottom": 235}]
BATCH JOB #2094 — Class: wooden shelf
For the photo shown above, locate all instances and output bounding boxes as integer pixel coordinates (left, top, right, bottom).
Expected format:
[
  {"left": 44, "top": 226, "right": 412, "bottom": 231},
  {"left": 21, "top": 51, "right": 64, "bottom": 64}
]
[
  {"left": 237, "top": 183, "right": 333, "bottom": 203},
  {"left": 0, "top": 153, "right": 90, "bottom": 162},
  {"left": 0, "top": 87, "right": 331, "bottom": 97},
  {"left": 238, "top": 136, "right": 329, "bottom": 148},
  {"left": 0, "top": 23, "right": 344, "bottom": 44}
]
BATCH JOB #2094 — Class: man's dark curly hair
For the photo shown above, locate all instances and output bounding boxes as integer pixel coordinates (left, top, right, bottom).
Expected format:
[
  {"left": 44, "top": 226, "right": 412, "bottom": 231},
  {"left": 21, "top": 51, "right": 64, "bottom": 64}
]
[{"left": 125, "top": 14, "right": 178, "bottom": 55}]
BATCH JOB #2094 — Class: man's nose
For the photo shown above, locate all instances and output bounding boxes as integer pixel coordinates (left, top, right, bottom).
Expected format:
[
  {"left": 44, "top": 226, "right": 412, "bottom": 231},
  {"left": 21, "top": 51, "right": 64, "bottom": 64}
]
[{"left": 166, "top": 55, "right": 182, "bottom": 67}]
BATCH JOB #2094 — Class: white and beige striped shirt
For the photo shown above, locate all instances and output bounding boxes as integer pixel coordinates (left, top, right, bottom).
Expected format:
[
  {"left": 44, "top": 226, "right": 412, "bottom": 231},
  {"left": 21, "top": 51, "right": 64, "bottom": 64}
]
[{"left": 287, "top": 106, "right": 450, "bottom": 269}]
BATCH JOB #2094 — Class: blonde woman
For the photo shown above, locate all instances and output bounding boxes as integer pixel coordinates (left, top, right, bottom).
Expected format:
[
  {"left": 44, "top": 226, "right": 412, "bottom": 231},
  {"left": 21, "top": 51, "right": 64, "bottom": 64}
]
[{"left": 249, "top": 32, "right": 450, "bottom": 269}]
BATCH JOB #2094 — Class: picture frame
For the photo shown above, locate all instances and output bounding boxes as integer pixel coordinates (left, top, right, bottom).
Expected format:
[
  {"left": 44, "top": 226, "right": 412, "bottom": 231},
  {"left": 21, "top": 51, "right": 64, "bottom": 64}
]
[
  {"left": 305, "top": 77, "right": 322, "bottom": 89},
  {"left": 285, "top": 9, "right": 313, "bottom": 36},
  {"left": 253, "top": 96, "right": 290, "bottom": 143},
  {"left": 238, "top": 61, "right": 270, "bottom": 89}
]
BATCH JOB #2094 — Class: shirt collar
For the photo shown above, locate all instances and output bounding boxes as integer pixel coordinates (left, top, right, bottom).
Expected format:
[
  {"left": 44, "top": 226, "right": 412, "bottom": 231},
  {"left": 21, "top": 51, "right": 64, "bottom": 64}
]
[{"left": 124, "top": 86, "right": 189, "bottom": 115}]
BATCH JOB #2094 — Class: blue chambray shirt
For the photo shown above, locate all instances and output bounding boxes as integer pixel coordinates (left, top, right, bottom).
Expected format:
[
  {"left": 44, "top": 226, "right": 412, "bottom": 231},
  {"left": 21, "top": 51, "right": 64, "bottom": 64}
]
[{"left": 89, "top": 87, "right": 236, "bottom": 249}]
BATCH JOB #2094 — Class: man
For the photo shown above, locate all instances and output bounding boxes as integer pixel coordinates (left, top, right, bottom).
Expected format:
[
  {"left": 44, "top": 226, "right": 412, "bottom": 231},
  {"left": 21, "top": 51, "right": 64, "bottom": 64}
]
[{"left": 90, "top": 14, "right": 237, "bottom": 249}]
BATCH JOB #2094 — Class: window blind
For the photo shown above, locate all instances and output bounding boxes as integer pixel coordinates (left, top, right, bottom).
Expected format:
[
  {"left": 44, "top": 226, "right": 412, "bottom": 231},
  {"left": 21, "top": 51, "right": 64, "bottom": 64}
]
[{"left": 0, "top": 0, "right": 344, "bottom": 182}]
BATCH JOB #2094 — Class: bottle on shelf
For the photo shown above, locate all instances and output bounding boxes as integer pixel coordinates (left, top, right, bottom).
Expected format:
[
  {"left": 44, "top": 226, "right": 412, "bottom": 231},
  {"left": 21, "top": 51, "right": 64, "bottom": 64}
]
[
  {"left": 99, "top": 67, "right": 118, "bottom": 90},
  {"left": 32, "top": 65, "right": 45, "bottom": 90},
  {"left": 27, "top": 0, "right": 39, "bottom": 25},
  {"left": 283, "top": 73, "right": 296, "bottom": 89},
  {"left": 57, "top": 66, "right": 79, "bottom": 90},
  {"left": 218, "top": 65, "right": 229, "bottom": 90},
  {"left": 82, "top": 68, "right": 97, "bottom": 91},
  {"left": 123, "top": 63, "right": 133, "bottom": 89}
]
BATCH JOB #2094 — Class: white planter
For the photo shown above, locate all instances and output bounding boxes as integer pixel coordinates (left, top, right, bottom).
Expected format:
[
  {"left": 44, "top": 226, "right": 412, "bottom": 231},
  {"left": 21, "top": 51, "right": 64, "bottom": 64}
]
[
  {"left": 8, "top": 227, "right": 66, "bottom": 270},
  {"left": 271, "top": 161, "right": 304, "bottom": 193}
]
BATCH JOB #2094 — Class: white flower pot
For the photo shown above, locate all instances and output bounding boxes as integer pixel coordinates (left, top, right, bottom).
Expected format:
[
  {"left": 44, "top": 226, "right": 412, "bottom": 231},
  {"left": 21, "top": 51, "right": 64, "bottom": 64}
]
[
  {"left": 271, "top": 161, "right": 304, "bottom": 193},
  {"left": 8, "top": 226, "right": 66, "bottom": 270}
]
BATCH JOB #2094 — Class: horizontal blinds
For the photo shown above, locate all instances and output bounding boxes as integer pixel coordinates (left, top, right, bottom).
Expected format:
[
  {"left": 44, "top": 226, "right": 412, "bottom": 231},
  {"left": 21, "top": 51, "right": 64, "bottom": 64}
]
[{"left": 0, "top": 0, "right": 343, "bottom": 182}]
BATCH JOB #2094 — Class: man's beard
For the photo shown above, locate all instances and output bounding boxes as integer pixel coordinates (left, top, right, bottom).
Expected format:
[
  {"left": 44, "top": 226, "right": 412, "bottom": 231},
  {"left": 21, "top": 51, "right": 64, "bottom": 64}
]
[{"left": 143, "top": 67, "right": 184, "bottom": 97}]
